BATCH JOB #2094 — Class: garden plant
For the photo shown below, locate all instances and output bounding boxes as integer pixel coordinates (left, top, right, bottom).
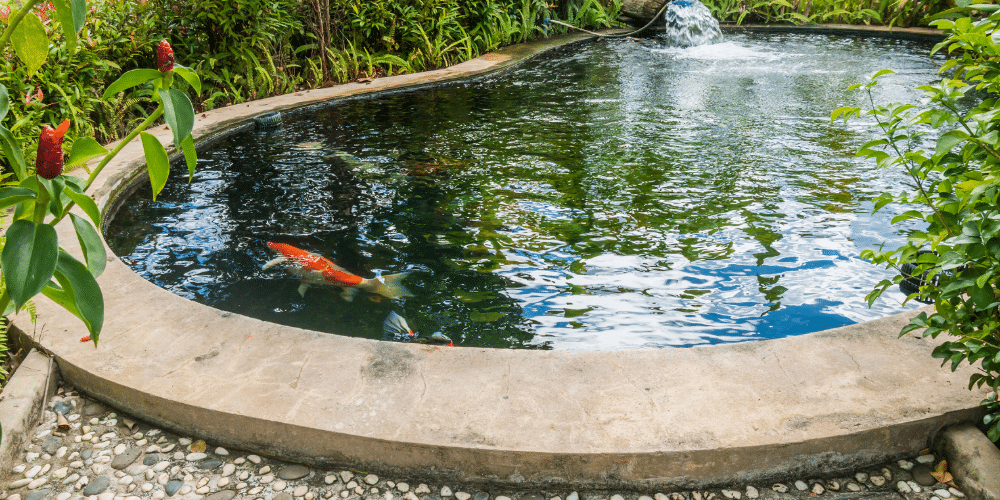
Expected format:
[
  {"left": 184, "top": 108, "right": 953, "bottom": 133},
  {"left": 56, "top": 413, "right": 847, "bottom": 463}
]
[{"left": 834, "top": 1, "right": 1000, "bottom": 441}]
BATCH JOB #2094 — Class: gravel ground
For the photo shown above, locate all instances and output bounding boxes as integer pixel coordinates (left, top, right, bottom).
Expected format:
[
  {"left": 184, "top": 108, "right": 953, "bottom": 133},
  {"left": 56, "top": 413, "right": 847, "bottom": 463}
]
[{"left": 1, "top": 384, "right": 970, "bottom": 500}]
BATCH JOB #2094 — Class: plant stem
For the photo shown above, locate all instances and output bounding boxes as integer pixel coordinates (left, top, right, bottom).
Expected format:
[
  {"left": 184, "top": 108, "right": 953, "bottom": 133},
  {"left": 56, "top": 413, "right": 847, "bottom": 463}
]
[
  {"left": 0, "top": 0, "right": 43, "bottom": 50},
  {"left": 85, "top": 106, "right": 164, "bottom": 191}
]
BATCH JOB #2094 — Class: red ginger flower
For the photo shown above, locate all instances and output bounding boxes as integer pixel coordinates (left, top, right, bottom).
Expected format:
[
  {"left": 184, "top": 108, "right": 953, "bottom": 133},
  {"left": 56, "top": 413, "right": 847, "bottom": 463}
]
[
  {"left": 157, "top": 39, "right": 174, "bottom": 73},
  {"left": 36, "top": 120, "right": 70, "bottom": 180}
]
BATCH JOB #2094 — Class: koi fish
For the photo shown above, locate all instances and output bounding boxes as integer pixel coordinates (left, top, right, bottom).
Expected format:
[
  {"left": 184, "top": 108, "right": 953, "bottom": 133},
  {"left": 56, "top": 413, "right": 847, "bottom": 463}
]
[
  {"left": 263, "top": 242, "right": 412, "bottom": 302},
  {"left": 383, "top": 311, "right": 454, "bottom": 346}
]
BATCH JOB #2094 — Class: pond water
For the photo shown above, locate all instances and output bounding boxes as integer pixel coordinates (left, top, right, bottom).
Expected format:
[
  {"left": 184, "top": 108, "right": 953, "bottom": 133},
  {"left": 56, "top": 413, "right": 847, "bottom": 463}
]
[{"left": 106, "top": 32, "right": 942, "bottom": 349}]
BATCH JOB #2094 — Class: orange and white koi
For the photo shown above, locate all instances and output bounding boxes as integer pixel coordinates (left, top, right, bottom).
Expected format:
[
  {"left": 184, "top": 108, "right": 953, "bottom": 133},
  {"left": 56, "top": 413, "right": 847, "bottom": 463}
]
[{"left": 263, "top": 242, "right": 412, "bottom": 302}]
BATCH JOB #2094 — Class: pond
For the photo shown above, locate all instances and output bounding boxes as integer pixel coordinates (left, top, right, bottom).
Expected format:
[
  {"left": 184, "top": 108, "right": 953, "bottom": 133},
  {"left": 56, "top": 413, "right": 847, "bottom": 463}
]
[{"left": 106, "top": 32, "right": 941, "bottom": 349}]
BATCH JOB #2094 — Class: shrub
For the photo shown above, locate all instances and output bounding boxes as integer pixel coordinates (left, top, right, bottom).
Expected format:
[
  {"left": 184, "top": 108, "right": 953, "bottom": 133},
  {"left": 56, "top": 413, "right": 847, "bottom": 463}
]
[{"left": 833, "top": 4, "right": 1000, "bottom": 441}]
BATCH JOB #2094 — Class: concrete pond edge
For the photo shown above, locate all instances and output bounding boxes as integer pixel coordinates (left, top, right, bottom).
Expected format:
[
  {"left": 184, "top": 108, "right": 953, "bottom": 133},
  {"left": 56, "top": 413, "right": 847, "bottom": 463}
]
[
  {"left": 0, "top": 349, "right": 60, "bottom": 486},
  {"left": 6, "top": 27, "right": 995, "bottom": 489}
]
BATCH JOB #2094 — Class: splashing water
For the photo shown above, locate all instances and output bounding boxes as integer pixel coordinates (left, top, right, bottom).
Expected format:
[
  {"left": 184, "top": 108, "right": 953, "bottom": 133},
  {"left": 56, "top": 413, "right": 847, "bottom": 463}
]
[{"left": 663, "top": 0, "right": 723, "bottom": 47}]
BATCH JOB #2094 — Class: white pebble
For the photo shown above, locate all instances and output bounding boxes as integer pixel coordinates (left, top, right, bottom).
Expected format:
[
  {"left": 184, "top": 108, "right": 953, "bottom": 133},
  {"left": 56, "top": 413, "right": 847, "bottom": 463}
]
[
  {"left": 812, "top": 483, "right": 824, "bottom": 495},
  {"left": 196, "top": 486, "right": 211, "bottom": 494},
  {"left": 294, "top": 485, "right": 309, "bottom": 497},
  {"left": 917, "top": 455, "right": 936, "bottom": 464},
  {"left": 416, "top": 484, "right": 431, "bottom": 494},
  {"left": 794, "top": 480, "right": 808, "bottom": 491},
  {"left": 160, "top": 444, "right": 175, "bottom": 452},
  {"left": 950, "top": 488, "right": 965, "bottom": 498},
  {"left": 216, "top": 447, "right": 229, "bottom": 455},
  {"left": 151, "top": 491, "right": 165, "bottom": 500},
  {"left": 274, "top": 479, "right": 289, "bottom": 491},
  {"left": 346, "top": 481, "right": 358, "bottom": 489},
  {"left": 178, "top": 437, "right": 192, "bottom": 446},
  {"left": 9, "top": 478, "right": 32, "bottom": 488},
  {"left": 142, "top": 483, "right": 154, "bottom": 492},
  {"left": 248, "top": 486, "right": 263, "bottom": 495},
  {"left": 908, "top": 482, "right": 922, "bottom": 493},
  {"left": 260, "top": 473, "right": 275, "bottom": 484},
  {"left": 24, "top": 452, "right": 39, "bottom": 462},
  {"left": 325, "top": 475, "right": 337, "bottom": 484},
  {"left": 239, "top": 471, "right": 250, "bottom": 481},
  {"left": 855, "top": 473, "right": 868, "bottom": 483},
  {"left": 197, "top": 477, "right": 210, "bottom": 488},
  {"left": 248, "top": 454, "right": 262, "bottom": 464},
  {"left": 114, "top": 443, "right": 127, "bottom": 455},
  {"left": 398, "top": 483, "right": 410, "bottom": 493},
  {"left": 871, "top": 476, "right": 886, "bottom": 487},
  {"left": 441, "top": 486, "right": 453, "bottom": 497},
  {"left": 24, "top": 465, "right": 42, "bottom": 478},
  {"left": 179, "top": 484, "right": 192, "bottom": 495},
  {"left": 745, "top": 486, "right": 758, "bottom": 499},
  {"left": 152, "top": 461, "right": 169, "bottom": 472},
  {"left": 11, "top": 464, "right": 26, "bottom": 474},
  {"left": 233, "top": 457, "right": 246, "bottom": 465},
  {"left": 185, "top": 452, "right": 207, "bottom": 461},
  {"left": 365, "top": 474, "right": 379, "bottom": 485},
  {"left": 27, "top": 477, "right": 48, "bottom": 489},
  {"left": 52, "top": 467, "right": 68, "bottom": 478},
  {"left": 898, "top": 460, "right": 914, "bottom": 470},
  {"left": 119, "top": 475, "right": 134, "bottom": 485},
  {"left": 340, "top": 471, "right": 354, "bottom": 483},
  {"left": 897, "top": 482, "right": 912, "bottom": 494},
  {"left": 846, "top": 483, "right": 862, "bottom": 492},
  {"left": 722, "top": 490, "right": 741, "bottom": 499},
  {"left": 55, "top": 447, "right": 67, "bottom": 458},
  {"left": 219, "top": 477, "right": 231, "bottom": 488},
  {"left": 56, "top": 492, "right": 71, "bottom": 500},
  {"left": 935, "top": 490, "right": 952, "bottom": 498},
  {"left": 259, "top": 466, "right": 272, "bottom": 474},
  {"left": 772, "top": 484, "right": 788, "bottom": 493},
  {"left": 63, "top": 473, "right": 79, "bottom": 485},
  {"left": 456, "top": 492, "right": 472, "bottom": 500},
  {"left": 222, "top": 463, "right": 235, "bottom": 477}
]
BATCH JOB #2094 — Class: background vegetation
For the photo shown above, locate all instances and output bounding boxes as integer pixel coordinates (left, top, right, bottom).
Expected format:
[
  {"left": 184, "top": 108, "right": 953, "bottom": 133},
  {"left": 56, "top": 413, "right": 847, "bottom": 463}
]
[{"left": 703, "top": 0, "right": 955, "bottom": 27}]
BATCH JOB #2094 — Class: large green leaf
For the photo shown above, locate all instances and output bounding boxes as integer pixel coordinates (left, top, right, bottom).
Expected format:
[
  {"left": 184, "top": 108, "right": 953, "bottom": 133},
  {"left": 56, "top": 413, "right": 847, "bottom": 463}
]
[
  {"left": 49, "top": 0, "right": 79, "bottom": 55},
  {"left": 69, "top": 214, "right": 106, "bottom": 278},
  {"left": 181, "top": 135, "right": 197, "bottom": 181},
  {"left": 172, "top": 65, "right": 202, "bottom": 94},
  {"left": 66, "top": 137, "right": 109, "bottom": 167},
  {"left": 2, "top": 220, "right": 58, "bottom": 310},
  {"left": 102, "top": 69, "right": 163, "bottom": 99},
  {"left": 50, "top": 250, "right": 104, "bottom": 339},
  {"left": 139, "top": 132, "right": 170, "bottom": 201},
  {"left": 11, "top": 13, "right": 49, "bottom": 78},
  {"left": 0, "top": 187, "right": 37, "bottom": 211},
  {"left": 0, "top": 124, "right": 27, "bottom": 182},
  {"left": 158, "top": 89, "right": 195, "bottom": 149},
  {"left": 63, "top": 185, "right": 101, "bottom": 228},
  {"left": 0, "top": 84, "right": 8, "bottom": 122}
]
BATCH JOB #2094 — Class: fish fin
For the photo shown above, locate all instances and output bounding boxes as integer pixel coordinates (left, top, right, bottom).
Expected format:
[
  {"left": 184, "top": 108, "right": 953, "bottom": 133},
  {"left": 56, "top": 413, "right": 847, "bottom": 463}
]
[
  {"left": 297, "top": 283, "right": 310, "bottom": 297},
  {"left": 340, "top": 287, "right": 359, "bottom": 302},
  {"left": 262, "top": 257, "right": 286, "bottom": 270},
  {"left": 368, "top": 272, "right": 413, "bottom": 300},
  {"left": 383, "top": 311, "right": 412, "bottom": 338}
]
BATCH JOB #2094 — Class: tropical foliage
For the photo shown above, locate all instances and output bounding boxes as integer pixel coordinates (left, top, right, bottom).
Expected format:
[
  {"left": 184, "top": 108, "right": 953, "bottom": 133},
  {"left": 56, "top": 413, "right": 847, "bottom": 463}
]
[
  {"left": 703, "top": 0, "right": 959, "bottom": 27},
  {"left": 833, "top": 1, "right": 1000, "bottom": 440}
]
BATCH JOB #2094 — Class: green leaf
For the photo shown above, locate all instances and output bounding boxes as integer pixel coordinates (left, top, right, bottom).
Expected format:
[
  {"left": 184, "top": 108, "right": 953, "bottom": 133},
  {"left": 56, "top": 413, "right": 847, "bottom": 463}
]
[
  {"left": 873, "top": 69, "right": 896, "bottom": 79},
  {"left": 180, "top": 135, "right": 197, "bottom": 181},
  {"left": 2, "top": 220, "right": 58, "bottom": 310},
  {"left": 0, "top": 187, "right": 36, "bottom": 211},
  {"left": 66, "top": 137, "right": 109, "bottom": 167},
  {"left": 49, "top": 250, "right": 104, "bottom": 338},
  {"left": 102, "top": 69, "right": 163, "bottom": 99},
  {"left": 69, "top": 214, "right": 106, "bottom": 278},
  {"left": 11, "top": 13, "right": 49, "bottom": 78},
  {"left": 158, "top": 89, "right": 195, "bottom": 149},
  {"left": 38, "top": 177, "right": 66, "bottom": 219},
  {"left": 936, "top": 130, "right": 968, "bottom": 155},
  {"left": 0, "top": 126, "right": 27, "bottom": 181},
  {"left": 49, "top": 0, "right": 79, "bottom": 55},
  {"left": 0, "top": 84, "right": 8, "bottom": 122},
  {"left": 62, "top": 186, "right": 101, "bottom": 228},
  {"left": 139, "top": 132, "right": 170, "bottom": 201},
  {"left": 172, "top": 65, "right": 202, "bottom": 94}
]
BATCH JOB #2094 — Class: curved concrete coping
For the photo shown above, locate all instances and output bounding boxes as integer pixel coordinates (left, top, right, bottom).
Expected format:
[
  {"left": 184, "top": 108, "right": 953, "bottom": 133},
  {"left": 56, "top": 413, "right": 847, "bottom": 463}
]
[{"left": 11, "top": 28, "right": 989, "bottom": 489}]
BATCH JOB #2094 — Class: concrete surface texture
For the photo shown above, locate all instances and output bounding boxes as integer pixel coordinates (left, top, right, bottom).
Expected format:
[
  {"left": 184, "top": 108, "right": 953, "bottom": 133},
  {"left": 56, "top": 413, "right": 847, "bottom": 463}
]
[
  {"left": 7, "top": 30, "right": 992, "bottom": 488},
  {"left": 0, "top": 350, "right": 59, "bottom": 485}
]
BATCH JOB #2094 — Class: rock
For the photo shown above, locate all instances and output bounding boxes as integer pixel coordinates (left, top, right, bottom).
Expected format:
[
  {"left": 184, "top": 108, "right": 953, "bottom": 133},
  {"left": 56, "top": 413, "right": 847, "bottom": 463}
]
[
  {"left": 897, "top": 482, "right": 912, "bottom": 494},
  {"left": 41, "top": 435, "right": 62, "bottom": 454},
  {"left": 871, "top": 476, "right": 886, "bottom": 487},
  {"left": 811, "top": 483, "right": 824, "bottom": 495},
  {"left": 10, "top": 478, "right": 32, "bottom": 488},
  {"left": 745, "top": 486, "right": 758, "bottom": 499},
  {"left": 275, "top": 494, "right": 294, "bottom": 500},
  {"left": 143, "top": 453, "right": 160, "bottom": 466},
  {"left": 222, "top": 463, "right": 236, "bottom": 477},
  {"left": 364, "top": 474, "right": 379, "bottom": 485},
  {"left": 441, "top": 487, "right": 453, "bottom": 497},
  {"left": 325, "top": 475, "right": 336, "bottom": 484},
  {"left": 456, "top": 492, "right": 471, "bottom": 500},
  {"left": 204, "top": 492, "right": 237, "bottom": 500},
  {"left": 26, "top": 477, "right": 47, "bottom": 489},
  {"left": 856, "top": 473, "right": 869, "bottom": 483},
  {"left": 397, "top": 483, "right": 410, "bottom": 493},
  {"left": 722, "top": 490, "right": 741, "bottom": 499},
  {"left": 772, "top": 484, "right": 788, "bottom": 493},
  {"left": 185, "top": 452, "right": 207, "bottom": 461},
  {"left": 274, "top": 479, "right": 288, "bottom": 491},
  {"left": 619, "top": 0, "right": 665, "bottom": 25},
  {"left": 899, "top": 460, "right": 914, "bottom": 470},
  {"left": 934, "top": 489, "right": 952, "bottom": 498},
  {"left": 199, "top": 458, "right": 224, "bottom": 469},
  {"left": 294, "top": 485, "right": 309, "bottom": 496},
  {"left": 908, "top": 482, "right": 922, "bottom": 493},
  {"left": 83, "top": 476, "right": 111, "bottom": 496},
  {"left": 111, "top": 448, "right": 142, "bottom": 469},
  {"left": 24, "top": 490, "right": 52, "bottom": 500},
  {"left": 83, "top": 403, "right": 105, "bottom": 416},
  {"left": 279, "top": 464, "right": 311, "bottom": 480},
  {"left": 248, "top": 454, "right": 262, "bottom": 464},
  {"left": 936, "top": 422, "right": 1000, "bottom": 500},
  {"left": 917, "top": 454, "right": 937, "bottom": 464},
  {"left": 165, "top": 479, "right": 183, "bottom": 496},
  {"left": 913, "top": 464, "right": 938, "bottom": 486},
  {"left": 474, "top": 492, "right": 489, "bottom": 500},
  {"left": 826, "top": 481, "right": 840, "bottom": 491},
  {"left": 846, "top": 483, "right": 862, "bottom": 492},
  {"left": 795, "top": 480, "right": 808, "bottom": 491},
  {"left": 949, "top": 488, "right": 965, "bottom": 498}
]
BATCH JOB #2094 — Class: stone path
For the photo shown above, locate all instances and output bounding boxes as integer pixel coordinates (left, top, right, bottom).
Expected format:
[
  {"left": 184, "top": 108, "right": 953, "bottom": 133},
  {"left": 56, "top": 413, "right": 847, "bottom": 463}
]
[{"left": 1, "top": 384, "right": 970, "bottom": 500}]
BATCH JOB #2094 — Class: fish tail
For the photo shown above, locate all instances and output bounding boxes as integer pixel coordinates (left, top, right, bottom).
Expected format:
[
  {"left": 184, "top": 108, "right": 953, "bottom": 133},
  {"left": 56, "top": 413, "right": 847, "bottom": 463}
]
[{"left": 366, "top": 272, "right": 413, "bottom": 300}]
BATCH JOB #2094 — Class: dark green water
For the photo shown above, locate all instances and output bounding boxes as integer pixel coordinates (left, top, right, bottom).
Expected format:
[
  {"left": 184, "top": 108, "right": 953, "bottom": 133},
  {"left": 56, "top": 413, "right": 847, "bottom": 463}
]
[{"left": 106, "top": 32, "right": 940, "bottom": 349}]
